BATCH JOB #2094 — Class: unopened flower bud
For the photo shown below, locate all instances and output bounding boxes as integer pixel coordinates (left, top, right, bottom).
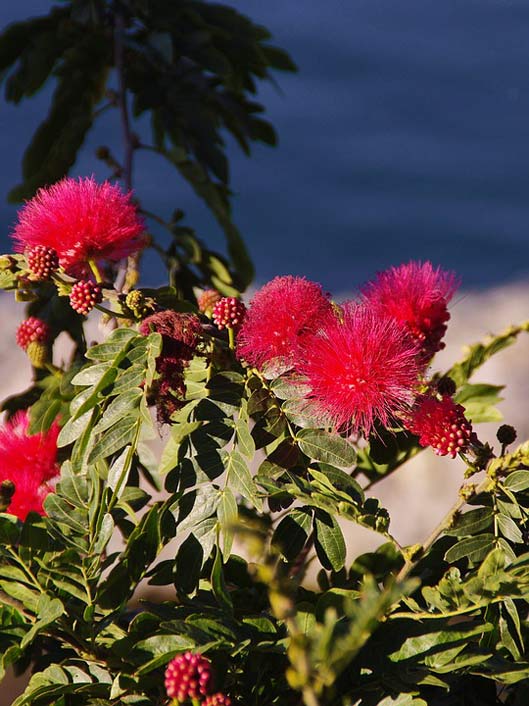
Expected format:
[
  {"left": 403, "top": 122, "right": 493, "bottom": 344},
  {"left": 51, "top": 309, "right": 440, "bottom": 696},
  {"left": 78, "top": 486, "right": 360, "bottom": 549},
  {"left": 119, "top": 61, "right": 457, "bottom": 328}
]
[
  {"left": 26, "top": 245, "right": 59, "bottom": 281},
  {"left": 436, "top": 376, "right": 457, "bottom": 397},
  {"left": 69, "top": 280, "right": 102, "bottom": 315},
  {"left": 497, "top": 424, "right": 517, "bottom": 447},
  {"left": 212, "top": 297, "right": 246, "bottom": 331},
  {"left": 198, "top": 288, "right": 222, "bottom": 316}
]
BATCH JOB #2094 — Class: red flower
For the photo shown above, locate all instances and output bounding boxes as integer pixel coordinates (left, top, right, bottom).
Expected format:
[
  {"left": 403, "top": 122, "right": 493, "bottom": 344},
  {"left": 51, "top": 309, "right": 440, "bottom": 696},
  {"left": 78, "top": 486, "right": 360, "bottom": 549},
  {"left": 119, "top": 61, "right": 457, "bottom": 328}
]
[
  {"left": 237, "top": 276, "right": 334, "bottom": 370},
  {"left": 16, "top": 317, "right": 51, "bottom": 350},
  {"left": 406, "top": 394, "right": 475, "bottom": 458},
  {"left": 12, "top": 177, "right": 146, "bottom": 276},
  {"left": 0, "top": 411, "right": 60, "bottom": 520},
  {"left": 299, "top": 303, "right": 421, "bottom": 437},
  {"left": 362, "top": 261, "right": 459, "bottom": 362},
  {"left": 164, "top": 652, "right": 212, "bottom": 702}
]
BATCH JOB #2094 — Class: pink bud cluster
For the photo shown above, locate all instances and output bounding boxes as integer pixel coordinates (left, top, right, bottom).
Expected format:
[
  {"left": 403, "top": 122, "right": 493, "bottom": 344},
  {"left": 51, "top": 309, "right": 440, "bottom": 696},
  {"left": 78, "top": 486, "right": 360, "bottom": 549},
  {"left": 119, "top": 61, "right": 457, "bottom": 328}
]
[
  {"left": 26, "top": 245, "right": 59, "bottom": 280},
  {"left": 212, "top": 297, "right": 246, "bottom": 331},
  {"left": 69, "top": 280, "right": 102, "bottom": 315},
  {"left": 164, "top": 652, "right": 212, "bottom": 702},
  {"left": 16, "top": 317, "right": 51, "bottom": 350},
  {"left": 407, "top": 395, "right": 475, "bottom": 458}
]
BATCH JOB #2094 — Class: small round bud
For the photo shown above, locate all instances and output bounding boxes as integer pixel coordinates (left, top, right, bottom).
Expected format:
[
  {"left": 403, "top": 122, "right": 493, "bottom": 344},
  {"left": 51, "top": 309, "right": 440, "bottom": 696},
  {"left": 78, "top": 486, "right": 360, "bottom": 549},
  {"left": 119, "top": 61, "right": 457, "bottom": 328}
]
[
  {"left": 16, "top": 317, "right": 51, "bottom": 351},
  {"left": 125, "top": 290, "right": 155, "bottom": 319},
  {"left": 69, "top": 280, "right": 102, "bottom": 315},
  {"left": 212, "top": 297, "right": 246, "bottom": 331},
  {"left": 26, "top": 341, "right": 50, "bottom": 369},
  {"left": 198, "top": 288, "right": 222, "bottom": 316},
  {"left": 26, "top": 245, "right": 59, "bottom": 281},
  {"left": 164, "top": 652, "right": 212, "bottom": 701},
  {"left": 436, "top": 376, "right": 457, "bottom": 397},
  {"left": 497, "top": 424, "right": 517, "bottom": 447}
]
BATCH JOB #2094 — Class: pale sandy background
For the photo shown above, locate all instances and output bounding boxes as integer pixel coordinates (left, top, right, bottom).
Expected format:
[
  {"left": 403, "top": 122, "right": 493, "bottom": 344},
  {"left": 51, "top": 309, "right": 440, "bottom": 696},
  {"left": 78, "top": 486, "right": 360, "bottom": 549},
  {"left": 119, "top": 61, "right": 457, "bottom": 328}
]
[{"left": 0, "top": 282, "right": 528, "bottom": 702}]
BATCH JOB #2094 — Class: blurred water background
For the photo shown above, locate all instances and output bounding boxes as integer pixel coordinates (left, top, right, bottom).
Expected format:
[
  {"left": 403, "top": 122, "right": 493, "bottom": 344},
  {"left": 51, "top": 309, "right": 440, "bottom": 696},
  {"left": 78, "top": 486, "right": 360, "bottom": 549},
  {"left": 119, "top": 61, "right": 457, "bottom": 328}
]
[{"left": 1, "top": 0, "right": 529, "bottom": 292}]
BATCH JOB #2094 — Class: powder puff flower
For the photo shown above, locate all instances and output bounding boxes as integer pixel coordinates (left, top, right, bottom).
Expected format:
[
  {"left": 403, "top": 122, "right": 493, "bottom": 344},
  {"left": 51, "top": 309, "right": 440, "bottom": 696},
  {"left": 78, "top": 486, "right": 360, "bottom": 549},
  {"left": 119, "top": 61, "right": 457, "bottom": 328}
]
[
  {"left": 0, "top": 411, "right": 60, "bottom": 520},
  {"left": 299, "top": 303, "right": 421, "bottom": 437},
  {"left": 12, "top": 177, "right": 146, "bottom": 276},
  {"left": 361, "top": 261, "right": 459, "bottom": 362},
  {"left": 406, "top": 394, "right": 475, "bottom": 458},
  {"left": 237, "top": 275, "right": 334, "bottom": 370}
]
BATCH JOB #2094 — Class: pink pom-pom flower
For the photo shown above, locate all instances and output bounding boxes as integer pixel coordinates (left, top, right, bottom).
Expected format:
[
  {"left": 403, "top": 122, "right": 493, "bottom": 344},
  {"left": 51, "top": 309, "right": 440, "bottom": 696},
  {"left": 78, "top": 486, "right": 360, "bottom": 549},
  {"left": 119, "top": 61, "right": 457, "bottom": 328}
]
[
  {"left": 299, "top": 303, "right": 421, "bottom": 438},
  {"left": 362, "top": 261, "right": 459, "bottom": 363},
  {"left": 237, "top": 275, "right": 334, "bottom": 370},
  {"left": 12, "top": 177, "right": 146, "bottom": 276},
  {"left": 0, "top": 411, "right": 60, "bottom": 520},
  {"left": 406, "top": 394, "right": 475, "bottom": 458},
  {"left": 164, "top": 652, "right": 212, "bottom": 702}
]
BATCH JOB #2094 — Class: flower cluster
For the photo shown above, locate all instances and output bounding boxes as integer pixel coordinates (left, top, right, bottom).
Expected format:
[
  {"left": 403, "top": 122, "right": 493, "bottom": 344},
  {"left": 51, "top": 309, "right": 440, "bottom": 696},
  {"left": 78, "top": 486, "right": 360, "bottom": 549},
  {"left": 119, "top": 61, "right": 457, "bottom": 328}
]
[
  {"left": 234, "top": 263, "right": 468, "bottom": 450},
  {"left": 0, "top": 411, "right": 60, "bottom": 520},
  {"left": 139, "top": 311, "right": 203, "bottom": 423}
]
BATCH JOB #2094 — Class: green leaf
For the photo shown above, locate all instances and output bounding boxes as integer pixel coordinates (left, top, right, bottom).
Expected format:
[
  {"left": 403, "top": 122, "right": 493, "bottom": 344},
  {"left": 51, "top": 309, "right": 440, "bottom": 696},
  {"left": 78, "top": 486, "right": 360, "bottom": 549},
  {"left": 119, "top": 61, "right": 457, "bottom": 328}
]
[
  {"left": 273, "top": 507, "right": 312, "bottom": 560},
  {"left": 296, "top": 428, "right": 356, "bottom": 468},
  {"left": 388, "top": 623, "right": 493, "bottom": 662},
  {"left": 211, "top": 547, "right": 233, "bottom": 612},
  {"left": 446, "top": 508, "right": 494, "bottom": 536},
  {"left": 503, "top": 470, "right": 529, "bottom": 493},
  {"left": 225, "top": 450, "right": 261, "bottom": 510},
  {"left": 497, "top": 514, "right": 523, "bottom": 544},
  {"left": 218, "top": 488, "right": 237, "bottom": 558},
  {"left": 313, "top": 510, "right": 346, "bottom": 571},
  {"left": 444, "top": 534, "right": 496, "bottom": 563},
  {"left": 88, "top": 415, "right": 138, "bottom": 463}
]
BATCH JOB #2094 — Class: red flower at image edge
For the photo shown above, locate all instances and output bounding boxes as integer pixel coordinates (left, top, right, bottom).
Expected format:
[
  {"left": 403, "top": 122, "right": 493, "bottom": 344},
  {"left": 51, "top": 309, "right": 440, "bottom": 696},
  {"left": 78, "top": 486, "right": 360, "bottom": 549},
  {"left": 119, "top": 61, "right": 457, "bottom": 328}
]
[
  {"left": 237, "top": 275, "right": 334, "bottom": 370},
  {"left": 0, "top": 411, "right": 60, "bottom": 520},
  {"left": 362, "top": 261, "right": 459, "bottom": 362},
  {"left": 299, "top": 303, "right": 421, "bottom": 437},
  {"left": 12, "top": 177, "right": 146, "bottom": 276}
]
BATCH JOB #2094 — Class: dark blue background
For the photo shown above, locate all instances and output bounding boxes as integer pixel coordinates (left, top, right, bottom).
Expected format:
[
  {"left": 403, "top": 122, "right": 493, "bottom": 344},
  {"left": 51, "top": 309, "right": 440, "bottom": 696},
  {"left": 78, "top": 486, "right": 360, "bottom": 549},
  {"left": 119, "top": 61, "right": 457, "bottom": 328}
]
[{"left": 2, "top": 1, "right": 529, "bottom": 292}]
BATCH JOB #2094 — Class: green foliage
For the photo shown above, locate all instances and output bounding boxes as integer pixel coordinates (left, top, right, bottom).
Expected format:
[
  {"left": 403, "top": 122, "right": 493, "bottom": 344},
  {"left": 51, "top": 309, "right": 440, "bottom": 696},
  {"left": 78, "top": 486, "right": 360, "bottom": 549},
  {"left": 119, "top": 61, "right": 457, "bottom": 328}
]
[
  {"left": 2, "top": 4, "right": 529, "bottom": 705},
  {"left": 0, "top": 0, "right": 296, "bottom": 289}
]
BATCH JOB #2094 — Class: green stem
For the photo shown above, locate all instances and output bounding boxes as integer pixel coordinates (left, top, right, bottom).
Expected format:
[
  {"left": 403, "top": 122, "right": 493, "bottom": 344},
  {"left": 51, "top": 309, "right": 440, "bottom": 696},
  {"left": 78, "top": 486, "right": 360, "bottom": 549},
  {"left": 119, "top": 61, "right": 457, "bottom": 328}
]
[
  {"left": 228, "top": 326, "right": 235, "bottom": 350},
  {"left": 88, "top": 259, "right": 103, "bottom": 284}
]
